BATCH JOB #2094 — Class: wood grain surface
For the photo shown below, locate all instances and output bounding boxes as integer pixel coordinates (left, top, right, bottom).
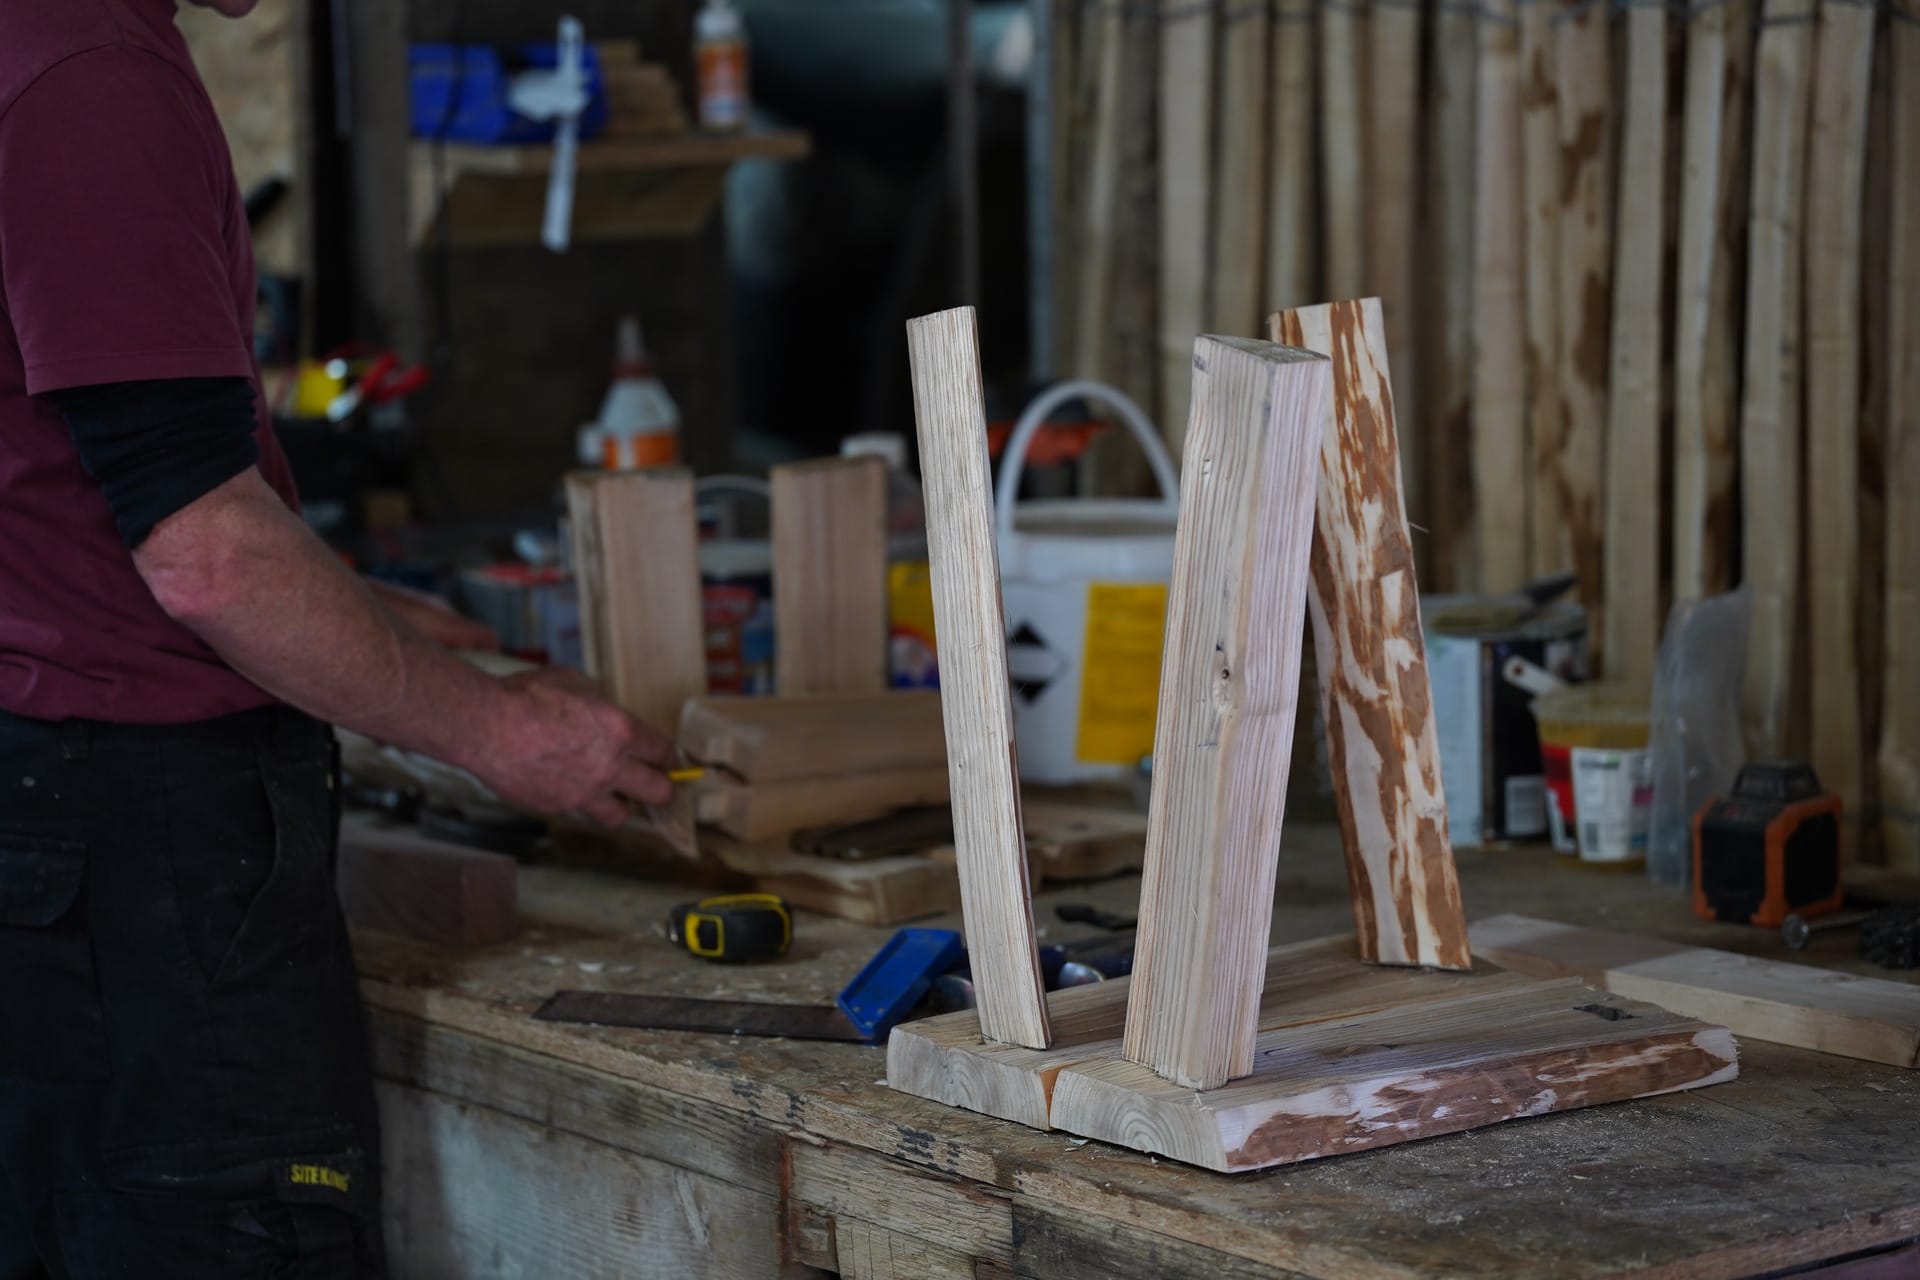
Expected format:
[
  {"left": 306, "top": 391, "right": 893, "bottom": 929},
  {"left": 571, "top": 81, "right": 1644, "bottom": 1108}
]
[
  {"left": 771, "top": 456, "right": 890, "bottom": 695},
  {"left": 906, "top": 307, "right": 1051, "bottom": 1049},
  {"left": 1122, "top": 337, "right": 1330, "bottom": 1089},
  {"left": 1270, "top": 299, "right": 1470, "bottom": 970}
]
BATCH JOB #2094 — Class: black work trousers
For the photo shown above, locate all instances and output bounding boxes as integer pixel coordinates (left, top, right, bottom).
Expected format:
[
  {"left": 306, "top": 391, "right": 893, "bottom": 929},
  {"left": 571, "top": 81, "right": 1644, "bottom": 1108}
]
[{"left": 0, "top": 706, "right": 384, "bottom": 1277}]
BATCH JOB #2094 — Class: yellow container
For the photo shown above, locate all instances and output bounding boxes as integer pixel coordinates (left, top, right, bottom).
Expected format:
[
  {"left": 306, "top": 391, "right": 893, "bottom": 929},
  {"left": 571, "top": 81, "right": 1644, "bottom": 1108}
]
[{"left": 1532, "top": 684, "right": 1653, "bottom": 870}]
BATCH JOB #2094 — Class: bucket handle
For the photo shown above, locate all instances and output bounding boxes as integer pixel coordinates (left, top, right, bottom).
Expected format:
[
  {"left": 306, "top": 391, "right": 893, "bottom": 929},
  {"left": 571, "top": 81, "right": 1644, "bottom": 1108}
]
[{"left": 994, "top": 380, "right": 1181, "bottom": 545}]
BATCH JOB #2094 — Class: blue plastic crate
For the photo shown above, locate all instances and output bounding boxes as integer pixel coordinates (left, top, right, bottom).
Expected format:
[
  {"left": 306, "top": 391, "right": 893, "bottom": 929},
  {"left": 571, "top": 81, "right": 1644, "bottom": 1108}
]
[{"left": 410, "top": 42, "right": 610, "bottom": 145}]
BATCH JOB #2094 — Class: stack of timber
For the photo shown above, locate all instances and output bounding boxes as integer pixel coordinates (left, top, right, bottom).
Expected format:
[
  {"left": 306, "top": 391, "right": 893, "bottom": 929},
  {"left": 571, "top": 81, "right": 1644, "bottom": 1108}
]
[
  {"left": 1044, "top": 0, "right": 1910, "bottom": 867},
  {"left": 593, "top": 40, "right": 690, "bottom": 138}
]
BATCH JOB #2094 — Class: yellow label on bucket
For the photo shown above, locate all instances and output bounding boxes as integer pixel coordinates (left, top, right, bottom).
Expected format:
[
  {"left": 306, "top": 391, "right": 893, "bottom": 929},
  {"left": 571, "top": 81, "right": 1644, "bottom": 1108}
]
[{"left": 1076, "top": 583, "right": 1168, "bottom": 765}]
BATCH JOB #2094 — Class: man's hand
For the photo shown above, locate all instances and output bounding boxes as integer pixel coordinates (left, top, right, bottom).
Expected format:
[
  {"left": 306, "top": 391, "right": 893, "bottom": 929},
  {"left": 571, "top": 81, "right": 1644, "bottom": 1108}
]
[
  {"left": 468, "top": 668, "right": 676, "bottom": 824},
  {"left": 134, "top": 470, "right": 677, "bottom": 829},
  {"left": 368, "top": 579, "right": 501, "bottom": 653}
]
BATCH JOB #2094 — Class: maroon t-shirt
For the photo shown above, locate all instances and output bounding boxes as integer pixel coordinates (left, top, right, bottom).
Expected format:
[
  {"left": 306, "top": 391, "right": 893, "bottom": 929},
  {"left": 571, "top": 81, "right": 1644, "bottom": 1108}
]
[{"left": 0, "top": 0, "right": 300, "bottom": 723}]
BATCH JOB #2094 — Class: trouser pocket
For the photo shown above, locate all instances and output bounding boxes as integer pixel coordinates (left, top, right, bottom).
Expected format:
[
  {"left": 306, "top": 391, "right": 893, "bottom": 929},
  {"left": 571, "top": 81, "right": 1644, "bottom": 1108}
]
[
  {"left": 0, "top": 834, "right": 107, "bottom": 1080},
  {"left": 58, "top": 1132, "right": 378, "bottom": 1279}
]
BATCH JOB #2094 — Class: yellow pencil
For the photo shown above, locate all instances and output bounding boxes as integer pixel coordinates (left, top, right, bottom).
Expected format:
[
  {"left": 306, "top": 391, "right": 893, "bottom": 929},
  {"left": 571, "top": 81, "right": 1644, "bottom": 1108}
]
[{"left": 667, "top": 767, "right": 706, "bottom": 783}]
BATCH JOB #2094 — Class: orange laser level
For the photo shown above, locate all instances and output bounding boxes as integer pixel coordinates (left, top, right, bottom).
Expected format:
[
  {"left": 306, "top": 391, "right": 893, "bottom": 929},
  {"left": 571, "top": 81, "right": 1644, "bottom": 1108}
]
[{"left": 1692, "top": 760, "right": 1842, "bottom": 928}]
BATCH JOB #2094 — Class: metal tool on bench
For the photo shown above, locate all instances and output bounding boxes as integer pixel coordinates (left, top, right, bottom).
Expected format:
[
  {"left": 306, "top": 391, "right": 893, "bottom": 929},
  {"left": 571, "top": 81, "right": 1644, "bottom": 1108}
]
[
  {"left": 666, "top": 892, "right": 793, "bottom": 963},
  {"left": 791, "top": 807, "right": 954, "bottom": 863},
  {"left": 535, "top": 925, "right": 964, "bottom": 1043},
  {"left": 930, "top": 932, "right": 1137, "bottom": 1013}
]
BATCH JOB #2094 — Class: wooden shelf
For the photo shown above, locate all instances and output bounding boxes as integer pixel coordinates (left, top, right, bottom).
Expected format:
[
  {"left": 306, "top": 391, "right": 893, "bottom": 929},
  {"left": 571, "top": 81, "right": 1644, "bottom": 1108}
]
[
  {"left": 407, "top": 129, "right": 812, "bottom": 248},
  {"left": 416, "top": 129, "right": 811, "bottom": 177}
]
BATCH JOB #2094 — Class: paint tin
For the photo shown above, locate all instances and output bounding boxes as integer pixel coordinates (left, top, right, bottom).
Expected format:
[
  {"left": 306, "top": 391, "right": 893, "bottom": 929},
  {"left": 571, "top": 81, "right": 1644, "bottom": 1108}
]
[{"left": 1423, "top": 596, "right": 1589, "bottom": 846}]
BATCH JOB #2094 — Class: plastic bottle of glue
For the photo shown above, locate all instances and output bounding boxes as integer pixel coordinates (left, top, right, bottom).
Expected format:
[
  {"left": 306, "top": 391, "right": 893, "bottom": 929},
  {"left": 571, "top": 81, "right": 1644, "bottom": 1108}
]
[
  {"left": 578, "top": 315, "right": 680, "bottom": 470},
  {"left": 694, "top": 0, "right": 750, "bottom": 132}
]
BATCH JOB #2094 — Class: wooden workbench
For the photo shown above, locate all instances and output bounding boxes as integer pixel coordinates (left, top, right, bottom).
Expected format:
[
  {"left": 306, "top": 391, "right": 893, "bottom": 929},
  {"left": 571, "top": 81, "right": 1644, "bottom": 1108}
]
[{"left": 358, "top": 825, "right": 1920, "bottom": 1278}]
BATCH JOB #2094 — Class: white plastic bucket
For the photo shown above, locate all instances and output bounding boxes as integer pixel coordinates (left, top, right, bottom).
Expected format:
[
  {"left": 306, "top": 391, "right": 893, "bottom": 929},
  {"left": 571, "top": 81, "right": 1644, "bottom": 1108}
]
[{"left": 996, "top": 381, "right": 1180, "bottom": 784}]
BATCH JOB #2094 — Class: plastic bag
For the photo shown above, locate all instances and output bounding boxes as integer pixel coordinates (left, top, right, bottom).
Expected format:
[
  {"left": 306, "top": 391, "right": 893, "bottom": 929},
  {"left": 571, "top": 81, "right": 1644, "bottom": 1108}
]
[{"left": 1646, "top": 589, "right": 1751, "bottom": 890}]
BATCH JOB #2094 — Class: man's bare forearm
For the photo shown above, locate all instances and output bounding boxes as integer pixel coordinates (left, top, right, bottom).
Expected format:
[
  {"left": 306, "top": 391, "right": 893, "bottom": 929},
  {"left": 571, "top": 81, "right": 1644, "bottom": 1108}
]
[{"left": 132, "top": 469, "right": 510, "bottom": 774}]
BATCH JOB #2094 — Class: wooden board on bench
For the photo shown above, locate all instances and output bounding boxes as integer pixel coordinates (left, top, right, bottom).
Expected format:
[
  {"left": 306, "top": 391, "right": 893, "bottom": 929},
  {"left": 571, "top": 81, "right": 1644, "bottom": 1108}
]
[{"left": 888, "top": 934, "right": 1738, "bottom": 1172}]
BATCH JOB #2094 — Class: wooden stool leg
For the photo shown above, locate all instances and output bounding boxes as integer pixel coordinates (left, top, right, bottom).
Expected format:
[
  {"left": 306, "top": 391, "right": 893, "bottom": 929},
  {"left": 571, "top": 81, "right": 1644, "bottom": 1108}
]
[
  {"left": 1121, "top": 336, "right": 1330, "bottom": 1090},
  {"left": 1271, "top": 299, "right": 1471, "bottom": 971},
  {"left": 906, "top": 307, "right": 1051, "bottom": 1050}
]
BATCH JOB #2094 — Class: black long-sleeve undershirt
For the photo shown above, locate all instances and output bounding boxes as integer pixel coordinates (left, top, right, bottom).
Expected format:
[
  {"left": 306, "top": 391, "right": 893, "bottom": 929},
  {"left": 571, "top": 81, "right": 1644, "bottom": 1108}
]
[{"left": 47, "top": 377, "right": 261, "bottom": 549}]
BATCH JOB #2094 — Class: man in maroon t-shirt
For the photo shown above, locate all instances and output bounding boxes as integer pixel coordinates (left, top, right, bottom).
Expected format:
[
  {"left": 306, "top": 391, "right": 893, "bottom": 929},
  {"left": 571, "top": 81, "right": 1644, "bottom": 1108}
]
[{"left": 0, "top": 2, "right": 679, "bottom": 1274}]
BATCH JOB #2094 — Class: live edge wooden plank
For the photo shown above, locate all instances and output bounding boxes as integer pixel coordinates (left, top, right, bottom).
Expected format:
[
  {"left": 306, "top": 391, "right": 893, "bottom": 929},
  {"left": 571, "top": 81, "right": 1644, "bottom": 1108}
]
[
  {"left": 1888, "top": 4, "right": 1920, "bottom": 872},
  {"left": 1471, "top": 914, "right": 1920, "bottom": 1067},
  {"left": 1054, "top": 980, "right": 1736, "bottom": 1173},
  {"left": 678, "top": 692, "right": 946, "bottom": 782},
  {"left": 1804, "top": 0, "right": 1876, "bottom": 835},
  {"left": 1741, "top": 0, "right": 1817, "bottom": 756},
  {"left": 906, "top": 306, "right": 1051, "bottom": 1050},
  {"left": 1601, "top": 0, "right": 1667, "bottom": 688},
  {"left": 1122, "top": 337, "right": 1330, "bottom": 1090},
  {"left": 771, "top": 456, "right": 889, "bottom": 695},
  {"left": 1471, "top": 0, "right": 1529, "bottom": 594},
  {"left": 1270, "top": 299, "right": 1471, "bottom": 971}
]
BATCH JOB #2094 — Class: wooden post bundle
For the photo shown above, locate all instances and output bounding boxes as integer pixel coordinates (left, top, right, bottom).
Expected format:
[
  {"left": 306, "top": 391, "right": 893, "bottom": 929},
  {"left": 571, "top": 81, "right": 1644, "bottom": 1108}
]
[
  {"left": 1318, "top": 0, "right": 1368, "bottom": 302},
  {"left": 564, "top": 468, "right": 707, "bottom": 733},
  {"left": 1271, "top": 299, "right": 1471, "bottom": 972},
  {"left": 771, "top": 456, "right": 889, "bottom": 695},
  {"left": 1471, "top": 0, "right": 1527, "bottom": 593},
  {"left": 1424, "top": 0, "right": 1479, "bottom": 591},
  {"left": 1805, "top": 0, "right": 1877, "bottom": 834},
  {"left": 1553, "top": 0, "right": 1611, "bottom": 625},
  {"left": 1122, "top": 336, "right": 1330, "bottom": 1091},
  {"left": 1741, "top": 0, "right": 1817, "bottom": 757},
  {"left": 1887, "top": 1, "right": 1920, "bottom": 871},
  {"left": 1210, "top": 0, "right": 1269, "bottom": 338},
  {"left": 1602, "top": 0, "right": 1668, "bottom": 688},
  {"left": 1157, "top": 0, "right": 1215, "bottom": 448},
  {"left": 1265, "top": 2, "right": 1317, "bottom": 315},
  {"left": 1673, "top": 0, "right": 1752, "bottom": 600},
  {"left": 1519, "top": 0, "right": 1563, "bottom": 578},
  {"left": 905, "top": 307, "right": 1051, "bottom": 1050}
]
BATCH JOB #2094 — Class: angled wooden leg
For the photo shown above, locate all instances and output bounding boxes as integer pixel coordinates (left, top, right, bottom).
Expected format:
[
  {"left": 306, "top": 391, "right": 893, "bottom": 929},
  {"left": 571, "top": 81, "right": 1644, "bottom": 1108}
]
[
  {"left": 906, "top": 307, "right": 1051, "bottom": 1050},
  {"left": 1121, "top": 337, "right": 1330, "bottom": 1090},
  {"left": 1271, "top": 299, "right": 1472, "bottom": 971}
]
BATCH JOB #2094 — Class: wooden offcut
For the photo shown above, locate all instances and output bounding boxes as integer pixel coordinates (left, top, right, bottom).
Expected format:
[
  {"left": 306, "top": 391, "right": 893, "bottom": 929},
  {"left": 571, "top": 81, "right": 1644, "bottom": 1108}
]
[
  {"left": 1121, "top": 337, "right": 1330, "bottom": 1090},
  {"left": 678, "top": 693, "right": 945, "bottom": 782},
  {"left": 1741, "top": 0, "right": 1817, "bottom": 756},
  {"left": 1602, "top": 0, "right": 1668, "bottom": 688},
  {"left": 1554, "top": 0, "right": 1611, "bottom": 625},
  {"left": 771, "top": 456, "right": 889, "bottom": 696},
  {"left": 337, "top": 822, "right": 519, "bottom": 948},
  {"left": 1472, "top": 915, "right": 1920, "bottom": 1068},
  {"left": 690, "top": 767, "right": 951, "bottom": 843},
  {"left": 891, "top": 935, "right": 1739, "bottom": 1173},
  {"left": 1270, "top": 299, "right": 1471, "bottom": 971},
  {"left": 1471, "top": 0, "right": 1528, "bottom": 593},
  {"left": 564, "top": 468, "right": 707, "bottom": 734},
  {"left": 1672, "top": 0, "right": 1751, "bottom": 600},
  {"left": 906, "top": 306, "right": 1051, "bottom": 1050},
  {"left": 1805, "top": 1, "right": 1877, "bottom": 835},
  {"left": 1888, "top": 6, "right": 1920, "bottom": 871}
]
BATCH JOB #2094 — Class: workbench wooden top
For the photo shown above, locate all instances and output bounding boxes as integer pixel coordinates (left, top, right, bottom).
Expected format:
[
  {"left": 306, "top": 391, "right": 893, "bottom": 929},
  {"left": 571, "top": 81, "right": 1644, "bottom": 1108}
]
[{"left": 356, "top": 825, "right": 1920, "bottom": 1279}]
